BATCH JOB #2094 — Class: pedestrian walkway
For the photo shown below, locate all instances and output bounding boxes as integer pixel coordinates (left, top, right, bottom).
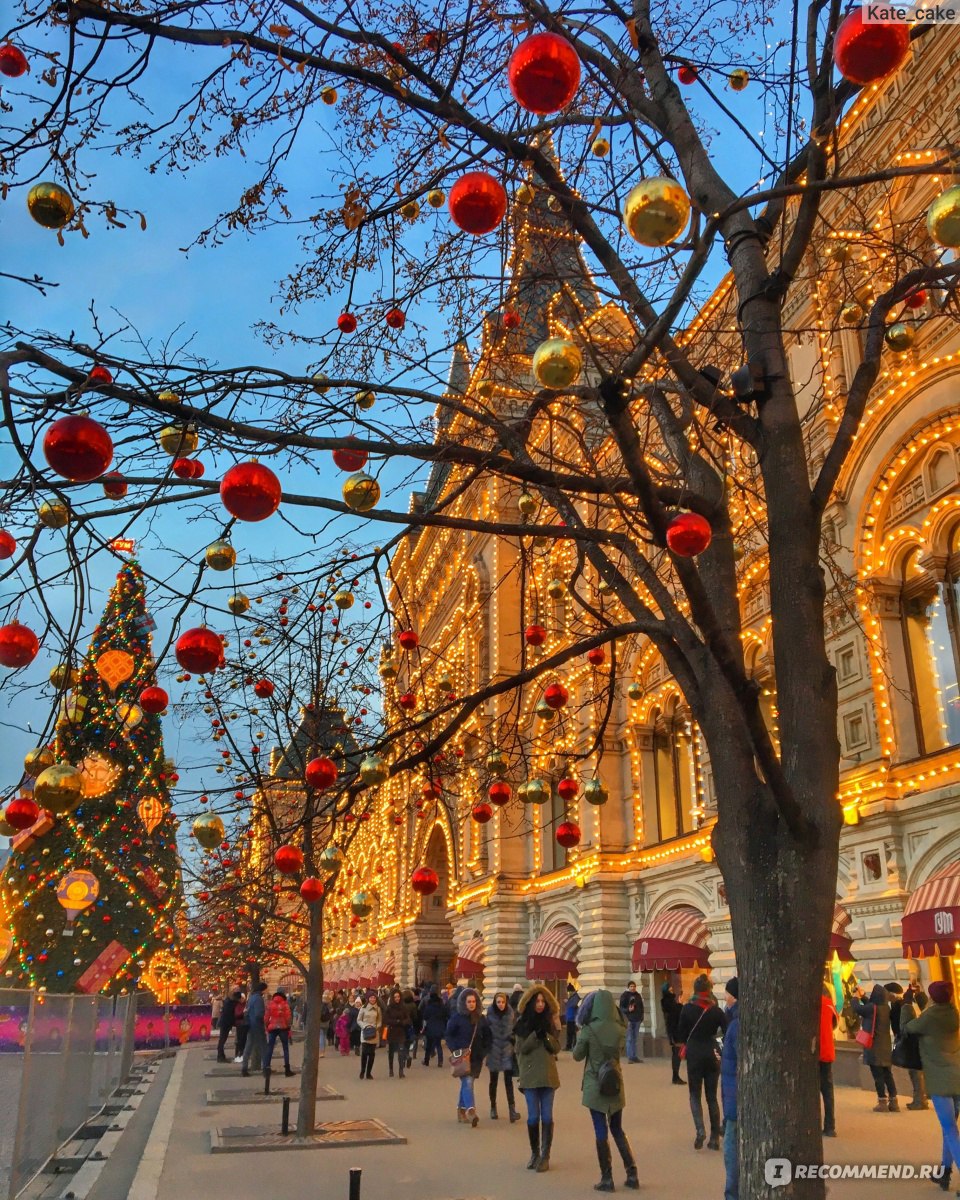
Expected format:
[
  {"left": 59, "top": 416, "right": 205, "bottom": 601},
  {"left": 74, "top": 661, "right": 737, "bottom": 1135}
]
[{"left": 91, "top": 1040, "right": 950, "bottom": 1200}]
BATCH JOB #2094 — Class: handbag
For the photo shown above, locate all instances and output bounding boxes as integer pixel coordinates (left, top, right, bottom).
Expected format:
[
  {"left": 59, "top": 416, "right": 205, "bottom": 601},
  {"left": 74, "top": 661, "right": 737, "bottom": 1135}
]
[
  {"left": 361, "top": 1024, "right": 377, "bottom": 1042},
  {"left": 450, "top": 1024, "right": 477, "bottom": 1078},
  {"left": 855, "top": 1004, "right": 876, "bottom": 1050}
]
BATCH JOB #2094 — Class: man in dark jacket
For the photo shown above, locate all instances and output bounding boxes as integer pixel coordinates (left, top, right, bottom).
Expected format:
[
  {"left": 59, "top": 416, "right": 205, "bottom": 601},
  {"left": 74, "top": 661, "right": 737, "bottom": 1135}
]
[
  {"left": 618, "top": 981, "right": 644, "bottom": 1064},
  {"left": 422, "top": 987, "right": 447, "bottom": 1066},
  {"left": 564, "top": 984, "right": 581, "bottom": 1050},
  {"left": 216, "top": 989, "right": 241, "bottom": 1062},
  {"left": 720, "top": 979, "right": 739, "bottom": 1200},
  {"left": 241, "top": 982, "right": 268, "bottom": 1076},
  {"left": 661, "top": 982, "right": 685, "bottom": 1084}
]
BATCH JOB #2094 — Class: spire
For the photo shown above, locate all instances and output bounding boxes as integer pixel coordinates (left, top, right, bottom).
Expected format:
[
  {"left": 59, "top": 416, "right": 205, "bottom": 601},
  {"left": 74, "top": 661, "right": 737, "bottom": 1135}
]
[{"left": 445, "top": 332, "right": 472, "bottom": 402}]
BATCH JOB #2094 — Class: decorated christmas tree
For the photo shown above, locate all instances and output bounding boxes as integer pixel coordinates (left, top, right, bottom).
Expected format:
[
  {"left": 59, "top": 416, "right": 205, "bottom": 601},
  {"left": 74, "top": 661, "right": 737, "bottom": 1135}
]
[{"left": 0, "top": 560, "right": 183, "bottom": 994}]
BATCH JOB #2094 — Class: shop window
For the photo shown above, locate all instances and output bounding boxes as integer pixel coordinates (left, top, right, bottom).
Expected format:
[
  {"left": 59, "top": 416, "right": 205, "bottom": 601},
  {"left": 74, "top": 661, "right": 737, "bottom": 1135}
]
[
  {"left": 541, "top": 781, "right": 569, "bottom": 874},
  {"left": 899, "top": 546, "right": 960, "bottom": 753},
  {"left": 648, "top": 703, "right": 696, "bottom": 842},
  {"left": 836, "top": 643, "right": 860, "bottom": 684}
]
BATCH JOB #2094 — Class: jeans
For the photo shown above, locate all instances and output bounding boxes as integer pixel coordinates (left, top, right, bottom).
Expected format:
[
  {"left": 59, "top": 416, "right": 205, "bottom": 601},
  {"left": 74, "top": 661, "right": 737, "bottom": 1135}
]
[
  {"left": 931, "top": 1095, "right": 960, "bottom": 1171},
  {"left": 869, "top": 1064, "right": 897, "bottom": 1099},
  {"left": 264, "top": 1029, "right": 290, "bottom": 1070},
  {"left": 458, "top": 1075, "right": 475, "bottom": 1109},
  {"left": 489, "top": 1070, "right": 516, "bottom": 1109},
  {"left": 388, "top": 1043, "right": 405, "bottom": 1073},
  {"left": 589, "top": 1108, "right": 623, "bottom": 1140},
  {"left": 723, "top": 1117, "right": 739, "bottom": 1199},
  {"left": 360, "top": 1042, "right": 376, "bottom": 1076},
  {"left": 625, "top": 1021, "right": 641, "bottom": 1061},
  {"left": 216, "top": 1022, "right": 234, "bottom": 1059},
  {"left": 424, "top": 1034, "right": 443, "bottom": 1065},
  {"left": 234, "top": 1024, "right": 248, "bottom": 1058},
  {"left": 318, "top": 1028, "right": 326, "bottom": 1055},
  {"left": 242, "top": 1022, "right": 265, "bottom": 1072},
  {"left": 687, "top": 1059, "right": 721, "bottom": 1137},
  {"left": 523, "top": 1086, "right": 555, "bottom": 1124},
  {"left": 819, "top": 1061, "right": 835, "bottom": 1132}
]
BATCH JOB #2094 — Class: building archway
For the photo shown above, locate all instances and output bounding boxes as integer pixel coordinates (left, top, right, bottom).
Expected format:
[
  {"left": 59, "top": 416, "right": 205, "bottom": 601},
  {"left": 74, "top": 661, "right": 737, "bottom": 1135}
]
[{"left": 408, "top": 823, "right": 457, "bottom": 987}]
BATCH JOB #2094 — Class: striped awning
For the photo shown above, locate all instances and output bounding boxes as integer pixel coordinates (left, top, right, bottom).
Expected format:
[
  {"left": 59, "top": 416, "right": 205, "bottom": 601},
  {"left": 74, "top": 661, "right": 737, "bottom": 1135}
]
[
  {"left": 632, "top": 907, "right": 710, "bottom": 972},
  {"left": 830, "top": 903, "right": 855, "bottom": 962},
  {"left": 455, "top": 937, "right": 484, "bottom": 978},
  {"left": 374, "top": 951, "right": 396, "bottom": 988},
  {"left": 526, "top": 923, "right": 579, "bottom": 981},
  {"left": 902, "top": 862, "right": 960, "bottom": 959}
]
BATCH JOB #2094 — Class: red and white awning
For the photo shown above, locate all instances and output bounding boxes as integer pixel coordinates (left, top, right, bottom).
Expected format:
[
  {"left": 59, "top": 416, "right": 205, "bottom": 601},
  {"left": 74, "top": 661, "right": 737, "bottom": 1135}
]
[
  {"left": 902, "top": 862, "right": 960, "bottom": 959},
  {"left": 830, "top": 903, "right": 855, "bottom": 962},
  {"left": 632, "top": 907, "right": 710, "bottom": 972},
  {"left": 375, "top": 951, "right": 396, "bottom": 988},
  {"left": 526, "top": 923, "right": 579, "bottom": 981},
  {"left": 455, "top": 937, "right": 484, "bottom": 978}
]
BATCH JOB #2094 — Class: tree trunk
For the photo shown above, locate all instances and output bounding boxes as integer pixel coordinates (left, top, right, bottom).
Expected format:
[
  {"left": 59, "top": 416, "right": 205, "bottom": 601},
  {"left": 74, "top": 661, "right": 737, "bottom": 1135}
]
[{"left": 295, "top": 901, "right": 324, "bottom": 1138}]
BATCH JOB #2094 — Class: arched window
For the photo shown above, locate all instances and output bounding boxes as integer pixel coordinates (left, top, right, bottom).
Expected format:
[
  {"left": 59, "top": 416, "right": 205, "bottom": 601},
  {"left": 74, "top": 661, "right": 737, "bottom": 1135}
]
[
  {"left": 648, "top": 701, "right": 696, "bottom": 842},
  {"left": 900, "top": 544, "right": 960, "bottom": 753}
]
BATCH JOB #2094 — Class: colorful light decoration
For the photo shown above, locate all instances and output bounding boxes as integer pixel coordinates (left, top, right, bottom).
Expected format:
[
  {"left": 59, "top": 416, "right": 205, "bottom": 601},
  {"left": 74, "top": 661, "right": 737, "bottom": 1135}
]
[
  {"left": 57, "top": 870, "right": 99, "bottom": 933},
  {"left": 95, "top": 649, "right": 135, "bottom": 691},
  {"left": 507, "top": 31, "right": 581, "bottom": 114},
  {"left": 137, "top": 796, "right": 165, "bottom": 835}
]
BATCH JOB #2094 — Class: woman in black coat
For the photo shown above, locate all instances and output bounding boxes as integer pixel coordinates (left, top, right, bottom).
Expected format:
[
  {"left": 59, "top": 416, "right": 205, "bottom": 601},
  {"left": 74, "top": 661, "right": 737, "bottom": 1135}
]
[
  {"left": 852, "top": 983, "right": 899, "bottom": 1111},
  {"left": 661, "top": 983, "right": 685, "bottom": 1085},
  {"left": 677, "top": 975, "right": 725, "bottom": 1150}
]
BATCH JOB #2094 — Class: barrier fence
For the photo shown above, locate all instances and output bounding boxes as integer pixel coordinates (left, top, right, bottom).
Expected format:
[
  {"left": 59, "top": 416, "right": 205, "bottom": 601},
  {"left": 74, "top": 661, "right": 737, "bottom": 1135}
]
[{"left": 0, "top": 989, "right": 136, "bottom": 1200}]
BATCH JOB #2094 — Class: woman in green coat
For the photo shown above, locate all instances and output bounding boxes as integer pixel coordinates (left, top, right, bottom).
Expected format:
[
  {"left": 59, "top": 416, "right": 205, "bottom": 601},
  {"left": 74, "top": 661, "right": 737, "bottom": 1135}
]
[
  {"left": 515, "top": 985, "right": 561, "bottom": 1173},
  {"left": 901, "top": 980, "right": 960, "bottom": 1191},
  {"left": 573, "top": 989, "right": 639, "bottom": 1192}
]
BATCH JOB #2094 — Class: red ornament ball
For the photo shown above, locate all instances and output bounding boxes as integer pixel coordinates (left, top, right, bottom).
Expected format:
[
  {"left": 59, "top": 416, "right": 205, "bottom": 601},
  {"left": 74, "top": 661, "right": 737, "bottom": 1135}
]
[
  {"left": 88, "top": 364, "right": 113, "bottom": 385},
  {"left": 508, "top": 31, "right": 581, "bottom": 114},
  {"left": 172, "top": 457, "right": 195, "bottom": 479},
  {"left": 411, "top": 866, "right": 439, "bottom": 895},
  {"left": 677, "top": 64, "right": 698, "bottom": 84},
  {"left": 139, "top": 685, "right": 169, "bottom": 714},
  {"left": 525, "top": 624, "right": 547, "bottom": 647},
  {"left": 556, "top": 820, "right": 581, "bottom": 848},
  {"left": 305, "top": 756, "right": 338, "bottom": 790},
  {"left": 0, "top": 44, "right": 29, "bottom": 78},
  {"left": 0, "top": 622, "right": 39, "bottom": 669},
  {"left": 385, "top": 307, "right": 406, "bottom": 329},
  {"left": 337, "top": 312, "right": 358, "bottom": 333},
  {"left": 488, "top": 781, "right": 511, "bottom": 807},
  {"left": 397, "top": 629, "right": 419, "bottom": 651},
  {"left": 0, "top": 530, "right": 17, "bottom": 560},
  {"left": 471, "top": 802, "right": 494, "bottom": 824},
  {"left": 175, "top": 627, "right": 222, "bottom": 674},
  {"left": 332, "top": 439, "right": 368, "bottom": 472},
  {"left": 398, "top": 691, "right": 417, "bottom": 711},
  {"left": 253, "top": 678, "right": 274, "bottom": 698},
  {"left": 102, "top": 472, "right": 128, "bottom": 499},
  {"left": 448, "top": 172, "right": 508, "bottom": 236},
  {"left": 502, "top": 309, "right": 521, "bottom": 330},
  {"left": 220, "top": 461, "right": 282, "bottom": 522},
  {"left": 543, "top": 681, "right": 569, "bottom": 710},
  {"left": 904, "top": 289, "right": 927, "bottom": 310},
  {"left": 43, "top": 414, "right": 113, "bottom": 482},
  {"left": 274, "top": 844, "right": 304, "bottom": 875},
  {"left": 586, "top": 646, "right": 605, "bottom": 666},
  {"left": 557, "top": 777, "right": 579, "bottom": 801},
  {"left": 666, "top": 511, "right": 712, "bottom": 556},
  {"left": 300, "top": 876, "right": 325, "bottom": 903},
  {"left": 832, "top": 8, "right": 910, "bottom": 85},
  {"left": 4, "top": 796, "right": 39, "bottom": 829}
]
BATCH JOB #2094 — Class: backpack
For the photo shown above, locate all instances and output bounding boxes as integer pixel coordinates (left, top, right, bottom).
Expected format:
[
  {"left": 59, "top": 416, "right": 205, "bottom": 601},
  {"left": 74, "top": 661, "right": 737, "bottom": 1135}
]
[{"left": 597, "top": 1059, "right": 622, "bottom": 1098}]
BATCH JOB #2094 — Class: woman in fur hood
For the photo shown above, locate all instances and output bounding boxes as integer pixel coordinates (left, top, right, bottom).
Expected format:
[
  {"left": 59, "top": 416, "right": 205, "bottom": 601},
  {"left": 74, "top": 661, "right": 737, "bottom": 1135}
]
[
  {"left": 445, "top": 986, "right": 492, "bottom": 1127},
  {"left": 515, "top": 984, "right": 561, "bottom": 1172}
]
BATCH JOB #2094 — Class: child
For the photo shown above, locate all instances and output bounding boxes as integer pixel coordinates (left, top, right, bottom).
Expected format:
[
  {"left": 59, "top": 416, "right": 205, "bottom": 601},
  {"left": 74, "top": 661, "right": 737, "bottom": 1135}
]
[{"left": 335, "top": 1007, "right": 351, "bottom": 1056}]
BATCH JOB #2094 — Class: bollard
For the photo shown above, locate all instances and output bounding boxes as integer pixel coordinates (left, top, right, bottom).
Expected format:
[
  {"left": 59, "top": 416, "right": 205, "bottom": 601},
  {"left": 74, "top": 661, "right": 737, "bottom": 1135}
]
[
  {"left": 281, "top": 1097, "right": 290, "bottom": 1136},
  {"left": 348, "top": 1167, "right": 361, "bottom": 1200},
  {"left": 264, "top": 1067, "right": 271, "bottom": 1096}
]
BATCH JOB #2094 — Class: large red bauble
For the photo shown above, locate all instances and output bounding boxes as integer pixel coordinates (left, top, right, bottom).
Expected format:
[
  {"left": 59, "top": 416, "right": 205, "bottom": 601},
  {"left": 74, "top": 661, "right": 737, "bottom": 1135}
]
[
  {"left": 471, "top": 802, "right": 493, "bottom": 824},
  {"left": 274, "top": 844, "right": 304, "bottom": 875},
  {"left": 398, "top": 691, "right": 416, "bottom": 710},
  {"left": 337, "top": 312, "right": 358, "bottom": 333},
  {"left": 904, "top": 289, "right": 927, "bottom": 310},
  {"left": 0, "top": 530, "right": 17, "bottom": 559},
  {"left": 666, "top": 511, "right": 712, "bottom": 556},
  {"left": 556, "top": 820, "right": 581, "bottom": 848},
  {"left": 488, "top": 781, "right": 511, "bottom": 807},
  {"left": 832, "top": 9, "right": 910, "bottom": 85},
  {"left": 333, "top": 440, "right": 368, "bottom": 472},
  {"left": 544, "top": 681, "right": 569, "bottom": 710},
  {"left": 305, "top": 756, "right": 338, "bottom": 789},
  {"left": 502, "top": 309, "right": 521, "bottom": 330},
  {"left": 508, "top": 32, "right": 581, "bottom": 114},
  {"left": 102, "top": 472, "right": 128, "bottom": 499},
  {"left": 448, "top": 172, "right": 508, "bottom": 236},
  {"left": 139, "top": 685, "right": 169, "bottom": 713},
  {"left": 0, "top": 622, "right": 39, "bottom": 669},
  {"left": 525, "top": 624, "right": 547, "bottom": 647},
  {"left": 189, "top": 459, "right": 205, "bottom": 479},
  {"left": 88, "top": 365, "right": 113, "bottom": 385},
  {"left": 254, "top": 678, "right": 274, "bottom": 698},
  {"left": 220, "top": 461, "right": 282, "bottom": 522},
  {"left": 0, "top": 44, "right": 29, "bottom": 77},
  {"left": 586, "top": 646, "right": 605, "bottom": 666},
  {"left": 397, "top": 629, "right": 419, "bottom": 651},
  {"left": 557, "top": 777, "right": 579, "bottom": 801},
  {"left": 43, "top": 414, "right": 113, "bottom": 482},
  {"left": 5, "top": 796, "right": 39, "bottom": 830},
  {"left": 385, "top": 307, "right": 406, "bottom": 329},
  {"left": 175, "top": 627, "right": 222, "bottom": 674},
  {"left": 300, "top": 876, "right": 325, "bottom": 902},
  {"left": 411, "top": 866, "right": 439, "bottom": 895},
  {"left": 677, "top": 64, "right": 698, "bottom": 85},
  {"left": 172, "top": 457, "right": 195, "bottom": 479}
]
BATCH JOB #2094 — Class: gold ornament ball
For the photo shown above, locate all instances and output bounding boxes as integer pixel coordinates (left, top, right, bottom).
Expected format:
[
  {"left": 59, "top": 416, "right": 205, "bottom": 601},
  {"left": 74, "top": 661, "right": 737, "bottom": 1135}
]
[
  {"left": 355, "top": 389, "right": 376, "bottom": 410},
  {"left": 885, "top": 322, "right": 914, "bottom": 353},
  {"left": 193, "top": 813, "right": 225, "bottom": 849},
  {"left": 24, "top": 746, "right": 56, "bottom": 778},
  {"left": 623, "top": 176, "right": 691, "bottom": 247},
  {"left": 39, "top": 501, "right": 69, "bottom": 529},
  {"left": 319, "top": 845, "right": 345, "bottom": 873},
  {"left": 34, "top": 763, "right": 84, "bottom": 815},
  {"left": 516, "top": 182, "right": 535, "bottom": 205},
  {"left": 426, "top": 188, "right": 446, "bottom": 208},
  {"left": 486, "top": 750, "right": 509, "bottom": 778},
  {"left": 436, "top": 673, "right": 454, "bottom": 693},
  {"left": 379, "top": 657, "right": 398, "bottom": 680},
  {"left": 546, "top": 577, "right": 567, "bottom": 599},
  {"left": 312, "top": 373, "right": 331, "bottom": 395},
  {"left": 157, "top": 390, "right": 181, "bottom": 405},
  {"left": 840, "top": 302, "right": 864, "bottom": 326},
  {"left": 583, "top": 779, "right": 609, "bottom": 806},
  {"left": 27, "top": 182, "right": 75, "bottom": 230},
  {"left": 205, "top": 540, "right": 237, "bottom": 572},
  {"left": 0, "top": 816, "right": 16, "bottom": 838},
  {"left": 535, "top": 699, "right": 556, "bottom": 722},
  {"left": 728, "top": 68, "right": 749, "bottom": 91},
  {"left": 400, "top": 199, "right": 420, "bottom": 221},
  {"left": 547, "top": 194, "right": 563, "bottom": 213},
  {"left": 532, "top": 337, "right": 582, "bottom": 389},
  {"left": 49, "top": 663, "right": 80, "bottom": 689},
  {"left": 158, "top": 424, "right": 199, "bottom": 456},
  {"left": 334, "top": 590, "right": 355, "bottom": 610},
  {"left": 518, "top": 492, "right": 537, "bottom": 516},
  {"left": 598, "top": 579, "right": 613, "bottom": 595},
  {"left": 350, "top": 889, "right": 374, "bottom": 917},
  {"left": 627, "top": 681, "right": 643, "bottom": 701},
  {"left": 927, "top": 185, "right": 960, "bottom": 249},
  {"left": 523, "top": 778, "right": 550, "bottom": 805},
  {"left": 591, "top": 137, "right": 610, "bottom": 157},
  {"left": 228, "top": 593, "right": 250, "bottom": 615},
  {"left": 359, "top": 754, "right": 388, "bottom": 785},
  {"left": 476, "top": 378, "right": 495, "bottom": 399},
  {"left": 321, "top": 86, "right": 337, "bottom": 105},
  {"left": 342, "top": 472, "right": 381, "bottom": 512}
]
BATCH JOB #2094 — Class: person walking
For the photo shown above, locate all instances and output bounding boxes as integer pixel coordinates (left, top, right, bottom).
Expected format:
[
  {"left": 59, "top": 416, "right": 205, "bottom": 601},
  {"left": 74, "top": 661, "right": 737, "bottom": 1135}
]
[
  {"left": 677, "top": 974, "right": 724, "bottom": 1149},
  {"left": 241, "top": 982, "right": 268, "bottom": 1077},
  {"left": 901, "top": 979, "right": 960, "bottom": 1192},
  {"left": 573, "top": 988, "right": 639, "bottom": 1191},
  {"left": 232, "top": 991, "right": 248, "bottom": 1063},
  {"left": 515, "top": 984, "right": 561, "bottom": 1172},
  {"left": 564, "top": 983, "right": 581, "bottom": 1051},
  {"left": 318, "top": 992, "right": 331, "bottom": 1058},
  {"left": 216, "top": 989, "right": 241, "bottom": 1062},
  {"left": 487, "top": 991, "right": 521, "bottom": 1122},
  {"left": 445, "top": 986, "right": 492, "bottom": 1127},
  {"left": 720, "top": 979, "right": 739, "bottom": 1200},
  {"left": 422, "top": 987, "right": 447, "bottom": 1066},
  {"left": 661, "top": 982, "right": 685, "bottom": 1084},
  {"left": 509, "top": 983, "right": 524, "bottom": 1011},
  {"left": 891, "top": 981, "right": 929, "bottom": 1109},
  {"left": 618, "top": 981, "right": 644, "bottom": 1064},
  {"left": 349, "top": 995, "right": 363, "bottom": 1056},
  {"left": 819, "top": 984, "right": 838, "bottom": 1137},
  {"left": 264, "top": 989, "right": 295, "bottom": 1077},
  {"left": 358, "top": 992, "right": 382, "bottom": 1079},
  {"left": 852, "top": 983, "right": 899, "bottom": 1111},
  {"left": 384, "top": 988, "right": 409, "bottom": 1078},
  {"left": 335, "top": 1003, "right": 352, "bottom": 1056},
  {"left": 403, "top": 988, "right": 420, "bottom": 1068}
]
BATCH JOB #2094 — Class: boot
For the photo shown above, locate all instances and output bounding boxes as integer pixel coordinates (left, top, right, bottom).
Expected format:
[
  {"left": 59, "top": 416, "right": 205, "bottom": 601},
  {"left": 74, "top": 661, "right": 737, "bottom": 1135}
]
[
  {"left": 873, "top": 1098, "right": 889, "bottom": 1112},
  {"left": 457, "top": 1107, "right": 467, "bottom": 1123},
  {"left": 398, "top": 1064, "right": 405, "bottom": 1078},
  {"left": 467, "top": 1106, "right": 479, "bottom": 1128},
  {"left": 937, "top": 1164, "right": 952, "bottom": 1191},
  {"left": 593, "top": 1140, "right": 615, "bottom": 1192},
  {"left": 389, "top": 1065, "right": 394, "bottom": 1077},
  {"left": 887, "top": 1096, "right": 900, "bottom": 1112},
  {"left": 526, "top": 1123, "right": 540, "bottom": 1169},
  {"left": 284, "top": 1066, "right": 295, "bottom": 1077},
  {"left": 509, "top": 1105, "right": 522, "bottom": 1124},
  {"left": 672, "top": 1076, "right": 686, "bottom": 1085},
  {"left": 612, "top": 1128, "right": 639, "bottom": 1190},
  {"left": 707, "top": 1134, "right": 721, "bottom": 1150},
  {"left": 907, "top": 1099, "right": 929, "bottom": 1110},
  {"left": 490, "top": 1103, "right": 498, "bottom": 1119},
  {"left": 536, "top": 1122, "right": 554, "bottom": 1172}
]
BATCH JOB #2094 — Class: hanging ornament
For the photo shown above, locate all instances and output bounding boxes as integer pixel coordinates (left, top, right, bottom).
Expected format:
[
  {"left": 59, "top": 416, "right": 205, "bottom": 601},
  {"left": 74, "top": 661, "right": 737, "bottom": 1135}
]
[
  {"left": 532, "top": 338, "right": 582, "bottom": 389},
  {"left": 927, "top": 186, "right": 960, "bottom": 248},
  {"left": 547, "top": 578, "right": 567, "bottom": 599},
  {"left": 34, "top": 764, "right": 84, "bottom": 815},
  {"left": 5, "top": 795, "right": 39, "bottom": 830},
  {"left": 535, "top": 698, "right": 557, "bottom": 722},
  {"left": 583, "top": 779, "right": 609, "bottom": 806},
  {"left": 173, "top": 457, "right": 199, "bottom": 479},
  {"left": 355, "top": 389, "right": 377, "bottom": 410},
  {"left": 321, "top": 85, "right": 337, "bottom": 104},
  {"left": 840, "top": 301, "right": 864, "bottom": 326},
  {"left": 591, "top": 137, "right": 610, "bottom": 157},
  {"left": 0, "top": 530, "right": 16, "bottom": 559},
  {"left": 523, "top": 779, "right": 550, "bottom": 805},
  {"left": 359, "top": 755, "right": 388, "bottom": 785},
  {"left": 448, "top": 172, "right": 508, "bottom": 236},
  {"left": 102, "top": 473, "right": 128, "bottom": 499},
  {"left": 43, "top": 414, "right": 113, "bottom": 482},
  {"left": 193, "top": 813, "right": 225, "bottom": 849},
  {"left": 24, "top": 746, "right": 55, "bottom": 777},
  {"left": 486, "top": 750, "right": 509, "bottom": 777},
  {"left": 884, "top": 322, "right": 915, "bottom": 352},
  {"left": 544, "top": 682, "right": 569, "bottom": 710},
  {"left": 436, "top": 673, "right": 454, "bottom": 693},
  {"left": 525, "top": 624, "right": 547, "bottom": 647},
  {"left": 95, "top": 649, "right": 135, "bottom": 691},
  {"left": 38, "top": 501, "right": 69, "bottom": 529},
  {"left": 88, "top": 364, "right": 112, "bottom": 385},
  {"left": 666, "top": 512, "right": 712, "bottom": 556},
  {"left": 333, "top": 440, "right": 368, "bottom": 472},
  {"left": 175, "top": 627, "right": 223, "bottom": 674},
  {"left": 274, "top": 844, "right": 304, "bottom": 875},
  {"left": 503, "top": 309, "right": 522, "bottom": 330},
  {"left": 305, "top": 756, "right": 338, "bottom": 790},
  {"left": 556, "top": 820, "right": 581, "bottom": 848},
  {"left": 397, "top": 630, "right": 419, "bottom": 651},
  {"left": 507, "top": 31, "right": 581, "bottom": 114},
  {"left": 319, "top": 845, "right": 345, "bottom": 873},
  {"left": 623, "top": 177, "right": 691, "bottom": 247},
  {"left": 832, "top": 9, "right": 910, "bottom": 85},
  {"left": 300, "top": 877, "right": 325, "bottom": 903},
  {"left": 334, "top": 591, "right": 355, "bottom": 610},
  {"left": 411, "top": 866, "right": 439, "bottom": 895},
  {"left": 137, "top": 796, "right": 165, "bottom": 834},
  {"left": 427, "top": 188, "right": 446, "bottom": 208},
  {"left": 488, "top": 781, "right": 511, "bottom": 807},
  {"left": 205, "top": 540, "right": 237, "bottom": 571},
  {"left": 158, "top": 424, "right": 199, "bottom": 456},
  {"left": 400, "top": 199, "right": 420, "bottom": 221},
  {"left": 903, "top": 290, "right": 927, "bottom": 311},
  {"left": 78, "top": 751, "right": 121, "bottom": 798},
  {"left": 0, "top": 622, "right": 39, "bottom": 669},
  {"left": 627, "top": 681, "right": 643, "bottom": 701},
  {"left": 0, "top": 43, "right": 29, "bottom": 77},
  {"left": 728, "top": 68, "right": 749, "bottom": 91},
  {"left": 397, "top": 691, "right": 417, "bottom": 711},
  {"left": 351, "top": 889, "right": 374, "bottom": 917},
  {"left": 228, "top": 594, "right": 250, "bottom": 615},
  {"left": 342, "top": 472, "right": 381, "bottom": 512},
  {"left": 220, "top": 461, "right": 282, "bottom": 522},
  {"left": 27, "top": 182, "right": 75, "bottom": 229},
  {"left": 385, "top": 308, "right": 406, "bottom": 329},
  {"left": 557, "top": 777, "right": 579, "bottom": 801},
  {"left": 471, "top": 802, "right": 493, "bottom": 823},
  {"left": 378, "top": 657, "right": 399, "bottom": 680},
  {"left": 676, "top": 63, "right": 698, "bottom": 84},
  {"left": 337, "top": 312, "right": 358, "bottom": 334},
  {"left": 586, "top": 646, "right": 605, "bottom": 666},
  {"left": 57, "top": 870, "right": 99, "bottom": 934},
  {"left": 49, "top": 663, "right": 79, "bottom": 688}
]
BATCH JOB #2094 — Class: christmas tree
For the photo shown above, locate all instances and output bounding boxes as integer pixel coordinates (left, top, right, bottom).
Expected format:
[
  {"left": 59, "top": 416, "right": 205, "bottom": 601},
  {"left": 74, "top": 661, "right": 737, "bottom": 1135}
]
[{"left": 0, "top": 561, "right": 183, "bottom": 994}]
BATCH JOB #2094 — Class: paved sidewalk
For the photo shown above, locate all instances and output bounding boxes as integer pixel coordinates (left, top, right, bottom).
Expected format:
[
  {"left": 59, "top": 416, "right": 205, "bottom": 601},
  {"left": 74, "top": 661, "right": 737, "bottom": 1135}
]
[{"left": 111, "top": 1040, "right": 948, "bottom": 1200}]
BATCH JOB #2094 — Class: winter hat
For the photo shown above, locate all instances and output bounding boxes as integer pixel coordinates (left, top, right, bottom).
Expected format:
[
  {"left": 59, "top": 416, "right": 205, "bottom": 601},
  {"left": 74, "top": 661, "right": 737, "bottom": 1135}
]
[
  {"left": 512, "top": 983, "right": 524, "bottom": 992},
  {"left": 661, "top": 981, "right": 673, "bottom": 996},
  {"left": 885, "top": 981, "right": 903, "bottom": 995},
  {"left": 929, "top": 980, "right": 954, "bottom": 1004},
  {"left": 566, "top": 983, "right": 576, "bottom": 993},
  {"left": 693, "top": 974, "right": 712, "bottom": 995},
  {"left": 725, "top": 978, "right": 739, "bottom": 1000}
]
